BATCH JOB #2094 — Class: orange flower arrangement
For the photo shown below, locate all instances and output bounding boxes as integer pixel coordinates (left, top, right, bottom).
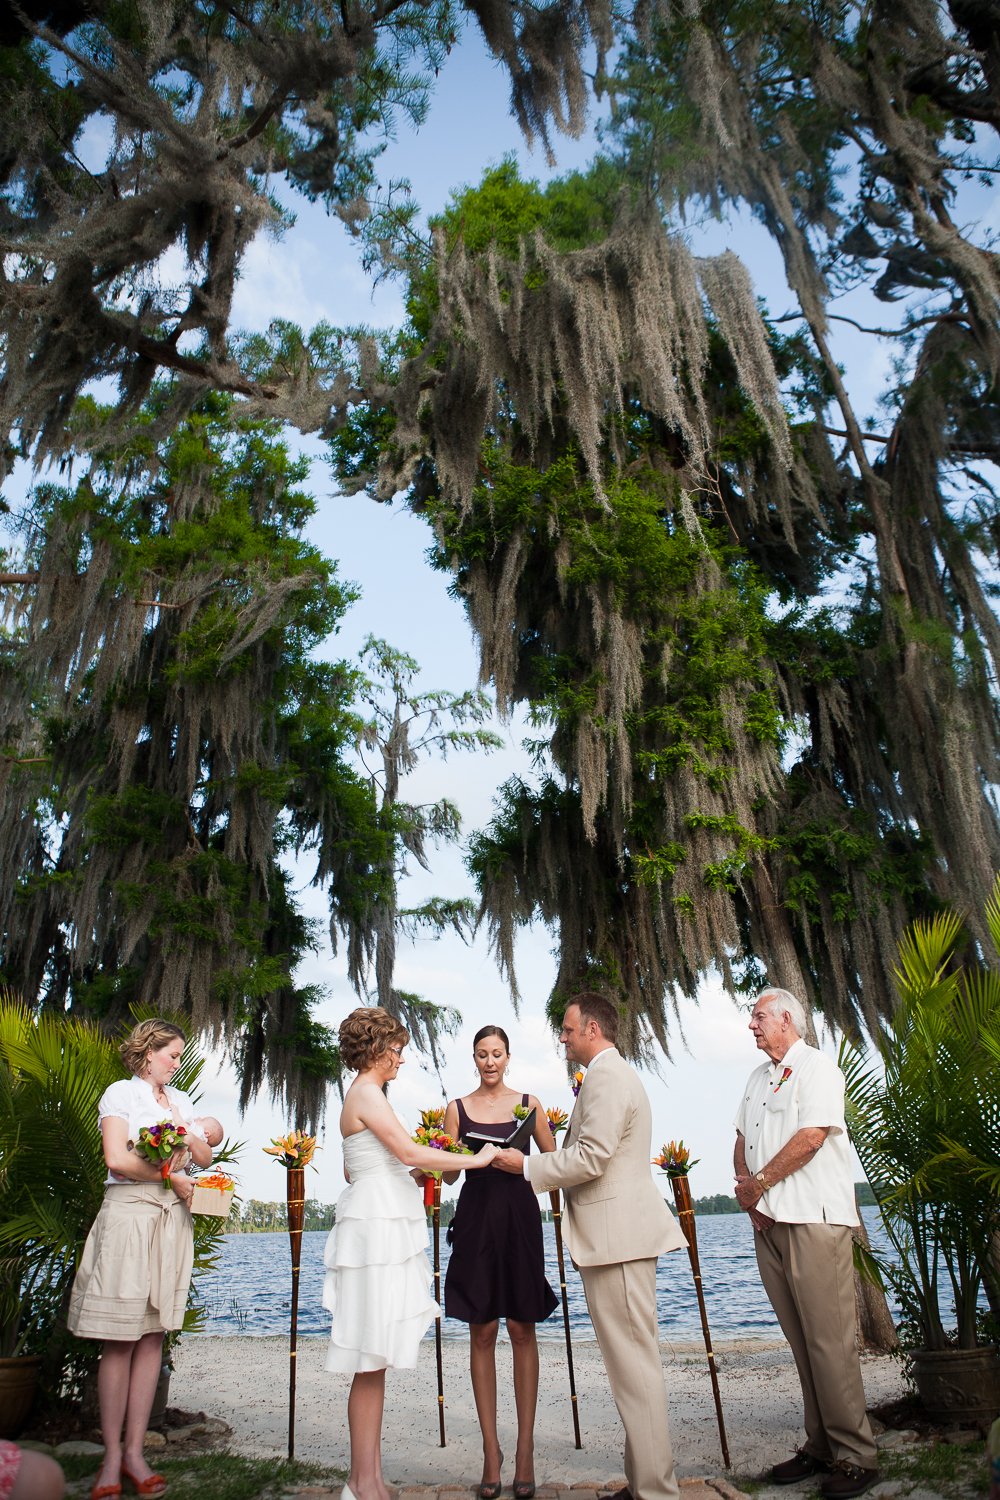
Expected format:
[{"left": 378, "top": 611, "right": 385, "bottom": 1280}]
[
  {"left": 652, "top": 1140, "right": 700, "bottom": 1177},
  {"left": 547, "top": 1106, "right": 569, "bottom": 1136},
  {"left": 264, "top": 1130, "right": 320, "bottom": 1169}
]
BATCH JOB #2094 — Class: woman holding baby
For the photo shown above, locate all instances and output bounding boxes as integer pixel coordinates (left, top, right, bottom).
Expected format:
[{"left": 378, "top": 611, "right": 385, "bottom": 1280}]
[{"left": 68, "top": 1018, "right": 223, "bottom": 1500}]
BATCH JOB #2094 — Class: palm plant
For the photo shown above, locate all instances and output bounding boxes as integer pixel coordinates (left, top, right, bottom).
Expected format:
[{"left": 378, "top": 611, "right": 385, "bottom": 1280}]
[
  {"left": 841, "top": 890, "right": 1000, "bottom": 1349},
  {"left": 0, "top": 997, "right": 238, "bottom": 1406}
]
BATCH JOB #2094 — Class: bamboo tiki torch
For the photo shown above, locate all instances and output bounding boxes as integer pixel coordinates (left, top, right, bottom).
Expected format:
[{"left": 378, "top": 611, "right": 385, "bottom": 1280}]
[
  {"left": 286, "top": 1162, "right": 305, "bottom": 1460},
  {"left": 549, "top": 1188, "right": 583, "bottom": 1449},
  {"left": 657, "top": 1141, "right": 730, "bottom": 1469},
  {"left": 433, "top": 1177, "right": 446, "bottom": 1446},
  {"left": 264, "top": 1129, "right": 320, "bottom": 1464}
]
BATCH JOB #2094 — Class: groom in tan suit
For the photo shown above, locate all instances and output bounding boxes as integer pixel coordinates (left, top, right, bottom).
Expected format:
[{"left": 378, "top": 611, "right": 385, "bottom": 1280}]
[{"left": 496, "top": 993, "right": 686, "bottom": 1500}]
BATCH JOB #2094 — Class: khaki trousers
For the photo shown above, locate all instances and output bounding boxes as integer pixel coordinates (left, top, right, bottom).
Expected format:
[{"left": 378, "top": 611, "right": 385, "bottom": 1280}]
[
  {"left": 755, "top": 1223, "right": 877, "bottom": 1468},
  {"left": 579, "top": 1259, "right": 679, "bottom": 1500}
]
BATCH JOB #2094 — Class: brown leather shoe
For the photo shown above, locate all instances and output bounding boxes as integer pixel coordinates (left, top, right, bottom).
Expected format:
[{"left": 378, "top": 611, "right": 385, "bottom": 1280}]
[
  {"left": 605, "top": 1489, "right": 633, "bottom": 1500},
  {"left": 819, "top": 1462, "right": 879, "bottom": 1498},
  {"left": 770, "top": 1450, "right": 835, "bottom": 1484}
]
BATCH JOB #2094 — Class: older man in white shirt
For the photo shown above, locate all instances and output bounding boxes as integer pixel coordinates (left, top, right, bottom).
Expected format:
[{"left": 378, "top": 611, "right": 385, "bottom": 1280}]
[{"left": 734, "top": 988, "right": 878, "bottom": 1500}]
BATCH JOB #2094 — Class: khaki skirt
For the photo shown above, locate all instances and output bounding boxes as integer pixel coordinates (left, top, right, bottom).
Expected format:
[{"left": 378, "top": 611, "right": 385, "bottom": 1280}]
[{"left": 68, "top": 1182, "right": 194, "bottom": 1341}]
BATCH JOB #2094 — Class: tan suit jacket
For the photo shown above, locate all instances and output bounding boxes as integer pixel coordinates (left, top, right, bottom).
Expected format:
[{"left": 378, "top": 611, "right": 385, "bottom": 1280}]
[{"left": 526, "top": 1048, "right": 687, "bottom": 1266}]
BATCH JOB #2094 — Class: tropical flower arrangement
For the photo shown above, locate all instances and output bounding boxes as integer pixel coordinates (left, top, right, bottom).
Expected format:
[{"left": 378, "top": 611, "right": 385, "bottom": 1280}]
[
  {"left": 413, "top": 1119, "right": 472, "bottom": 1207},
  {"left": 133, "top": 1120, "right": 188, "bottom": 1187},
  {"left": 264, "top": 1129, "right": 320, "bottom": 1169},
  {"left": 571, "top": 1069, "right": 585, "bottom": 1097},
  {"left": 653, "top": 1140, "right": 700, "bottom": 1177},
  {"left": 513, "top": 1103, "right": 530, "bottom": 1121},
  {"left": 547, "top": 1106, "right": 569, "bottom": 1137},
  {"left": 418, "top": 1107, "right": 446, "bottom": 1130}
]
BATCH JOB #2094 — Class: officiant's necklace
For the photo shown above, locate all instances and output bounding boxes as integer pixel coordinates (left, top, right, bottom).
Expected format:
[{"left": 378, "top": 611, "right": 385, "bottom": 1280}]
[{"left": 480, "top": 1087, "right": 515, "bottom": 1109}]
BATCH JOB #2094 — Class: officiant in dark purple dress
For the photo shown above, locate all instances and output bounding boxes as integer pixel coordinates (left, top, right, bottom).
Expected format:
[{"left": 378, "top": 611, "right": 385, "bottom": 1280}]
[{"left": 442, "top": 1025, "right": 558, "bottom": 1500}]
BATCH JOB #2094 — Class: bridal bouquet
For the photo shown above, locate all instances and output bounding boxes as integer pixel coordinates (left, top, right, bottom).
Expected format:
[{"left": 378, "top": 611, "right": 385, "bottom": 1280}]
[
  {"left": 133, "top": 1120, "right": 188, "bottom": 1188},
  {"left": 413, "top": 1118, "right": 471, "bottom": 1207},
  {"left": 546, "top": 1107, "right": 569, "bottom": 1137}
]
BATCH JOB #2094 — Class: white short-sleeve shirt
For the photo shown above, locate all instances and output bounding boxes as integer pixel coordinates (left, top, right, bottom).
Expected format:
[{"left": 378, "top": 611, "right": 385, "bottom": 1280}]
[
  {"left": 733, "top": 1037, "right": 858, "bottom": 1226},
  {"left": 98, "top": 1075, "right": 201, "bottom": 1187}
]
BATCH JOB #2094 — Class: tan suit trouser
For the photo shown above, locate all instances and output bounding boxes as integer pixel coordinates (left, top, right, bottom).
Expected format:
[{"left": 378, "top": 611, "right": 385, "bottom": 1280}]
[
  {"left": 579, "top": 1259, "right": 679, "bottom": 1500},
  {"left": 755, "top": 1223, "right": 877, "bottom": 1468}
]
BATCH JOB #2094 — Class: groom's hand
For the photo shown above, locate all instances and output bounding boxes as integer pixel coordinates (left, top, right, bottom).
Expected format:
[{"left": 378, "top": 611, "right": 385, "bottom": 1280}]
[{"left": 494, "top": 1149, "right": 525, "bottom": 1174}]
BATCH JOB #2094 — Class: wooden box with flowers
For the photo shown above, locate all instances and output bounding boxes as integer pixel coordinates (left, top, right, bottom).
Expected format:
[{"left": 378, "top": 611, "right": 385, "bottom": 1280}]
[{"left": 190, "top": 1172, "right": 236, "bottom": 1217}]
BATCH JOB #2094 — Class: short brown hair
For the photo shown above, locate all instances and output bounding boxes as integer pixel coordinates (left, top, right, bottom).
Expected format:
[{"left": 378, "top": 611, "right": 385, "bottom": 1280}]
[
  {"left": 567, "top": 992, "right": 621, "bottom": 1045},
  {"left": 339, "top": 1007, "right": 409, "bottom": 1072},
  {"left": 120, "top": 1018, "right": 187, "bottom": 1076}
]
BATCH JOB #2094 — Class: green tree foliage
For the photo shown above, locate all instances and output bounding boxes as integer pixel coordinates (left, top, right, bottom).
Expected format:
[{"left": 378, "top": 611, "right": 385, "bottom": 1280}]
[
  {"left": 226, "top": 1198, "right": 336, "bottom": 1231},
  {"left": 0, "top": 0, "right": 616, "bottom": 476},
  {"left": 332, "top": 98, "right": 1000, "bottom": 1052},
  {"left": 0, "top": 998, "right": 237, "bottom": 1406},
  {"left": 602, "top": 0, "right": 1000, "bottom": 983},
  {"left": 842, "top": 881, "right": 1000, "bottom": 1348},
  {"left": 0, "top": 393, "right": 386, "bottom": 1124}
]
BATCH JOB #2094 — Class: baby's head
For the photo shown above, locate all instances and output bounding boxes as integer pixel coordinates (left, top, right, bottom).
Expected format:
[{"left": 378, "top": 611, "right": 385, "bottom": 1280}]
[{"left": 196, "top": 1116, "right": 224, "bottom": 1147}]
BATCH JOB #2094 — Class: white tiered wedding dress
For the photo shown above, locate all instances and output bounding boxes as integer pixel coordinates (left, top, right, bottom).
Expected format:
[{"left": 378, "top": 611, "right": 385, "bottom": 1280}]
[{"left": 322, "top": 1117, "right": 438, "bottom": 1373}]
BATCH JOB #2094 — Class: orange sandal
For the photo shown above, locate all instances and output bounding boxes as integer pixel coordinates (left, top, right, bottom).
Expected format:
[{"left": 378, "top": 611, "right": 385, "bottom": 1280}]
[
  {"left": 91, "top": 1485, "right": 122, "bottom": 1499},
  {"left": 120, "top": 1465, "right": 167, "bottom": 1496}
]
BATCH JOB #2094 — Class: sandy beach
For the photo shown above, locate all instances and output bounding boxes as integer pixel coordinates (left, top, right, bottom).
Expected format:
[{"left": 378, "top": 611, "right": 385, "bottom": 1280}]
[{"left": 171, "top": 1336, "right": 907, "bottom": 1484}]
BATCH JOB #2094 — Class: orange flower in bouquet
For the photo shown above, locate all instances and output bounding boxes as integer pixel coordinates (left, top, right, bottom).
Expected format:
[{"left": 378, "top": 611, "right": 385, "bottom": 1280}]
[{"left": 546, "top": 1107, "right": 569, "bottom": 1137}]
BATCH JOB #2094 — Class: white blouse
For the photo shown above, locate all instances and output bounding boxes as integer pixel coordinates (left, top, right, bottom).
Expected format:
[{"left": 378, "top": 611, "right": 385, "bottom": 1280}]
[{"left": 97, "top": 1075, "right": 206, "bottom": 1187}]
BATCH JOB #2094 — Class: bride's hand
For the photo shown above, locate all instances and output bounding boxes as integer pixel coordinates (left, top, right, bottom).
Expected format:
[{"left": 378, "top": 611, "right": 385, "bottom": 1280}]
[{"left": 470, "top": 1142, "right": 500, "bottom": 1168}]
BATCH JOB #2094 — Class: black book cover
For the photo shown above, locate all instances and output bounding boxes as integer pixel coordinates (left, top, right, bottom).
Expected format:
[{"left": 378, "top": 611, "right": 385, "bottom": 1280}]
[{"left": 464, "top": 1106, "right": 536, "bottom": 1152}]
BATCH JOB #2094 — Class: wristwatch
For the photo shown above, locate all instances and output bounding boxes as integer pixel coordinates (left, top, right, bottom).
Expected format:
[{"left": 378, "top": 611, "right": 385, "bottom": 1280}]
[{"left": 754, "top": 1169, "right": 769, "bottom": 1190}]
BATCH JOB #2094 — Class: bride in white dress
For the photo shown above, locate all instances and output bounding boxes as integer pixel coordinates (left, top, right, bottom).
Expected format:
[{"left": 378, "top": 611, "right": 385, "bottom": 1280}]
[{"left": 325, "top": 1008, "right": 499, "bottom": 1500}]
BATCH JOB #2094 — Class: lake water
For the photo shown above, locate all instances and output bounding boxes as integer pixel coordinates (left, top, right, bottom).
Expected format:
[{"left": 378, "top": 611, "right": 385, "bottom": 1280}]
[{"left": 195, "top": 1206, "right": 902, "bottom": 1343}]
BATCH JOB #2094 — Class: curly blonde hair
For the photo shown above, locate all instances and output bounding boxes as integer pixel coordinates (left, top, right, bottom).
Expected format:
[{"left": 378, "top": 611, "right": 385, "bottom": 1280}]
[
  {"left": 339, "top": 1007, "right": 409, "bottom": 1073},
  {"left": 120, "top": 1018, "right": 187, "bottom": 1076}
]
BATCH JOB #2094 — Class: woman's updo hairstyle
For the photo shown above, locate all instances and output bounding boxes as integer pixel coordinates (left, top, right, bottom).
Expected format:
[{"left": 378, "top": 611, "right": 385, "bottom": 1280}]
[
  {"left": 473, "top": 1024, "right": 510, "bottom": 1054},
  {"left": 120, "top": 1018, "right": 187, "bottom": 1076},
  {"left": 339, "top": 1007, "right": 410, "bottom": 1072}
]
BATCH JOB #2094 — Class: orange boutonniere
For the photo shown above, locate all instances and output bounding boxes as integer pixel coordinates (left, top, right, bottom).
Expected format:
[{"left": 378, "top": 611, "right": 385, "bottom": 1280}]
[{"left": 773, "top": 1066, "right": 793, "bottom": 1093}]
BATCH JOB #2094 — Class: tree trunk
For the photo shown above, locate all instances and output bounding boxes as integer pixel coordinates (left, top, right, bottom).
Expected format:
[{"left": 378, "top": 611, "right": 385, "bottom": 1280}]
[
  {"left": 981, "top": 1221, "right": 1000, "bottom": 1319},
  {"left": 853, "top": 1201, "right": 899, "bottom": 1354}
]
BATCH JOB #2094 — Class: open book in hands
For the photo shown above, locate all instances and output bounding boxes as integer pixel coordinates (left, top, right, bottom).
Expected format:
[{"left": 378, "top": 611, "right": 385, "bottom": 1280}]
[{"left": 464, "top": 1107, "right": 536, "bottom": 1153}]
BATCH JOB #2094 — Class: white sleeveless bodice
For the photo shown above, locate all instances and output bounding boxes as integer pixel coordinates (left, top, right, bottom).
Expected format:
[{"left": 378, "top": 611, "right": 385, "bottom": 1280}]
[{"left": 342, "top": 1124, "right": 415, "bottom": 1185}]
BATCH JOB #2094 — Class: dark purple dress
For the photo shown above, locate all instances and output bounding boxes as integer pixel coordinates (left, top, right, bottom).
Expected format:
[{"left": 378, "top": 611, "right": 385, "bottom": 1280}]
[{"left": 444, "top": 1095, "right": 559, "bottom": 1326}]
